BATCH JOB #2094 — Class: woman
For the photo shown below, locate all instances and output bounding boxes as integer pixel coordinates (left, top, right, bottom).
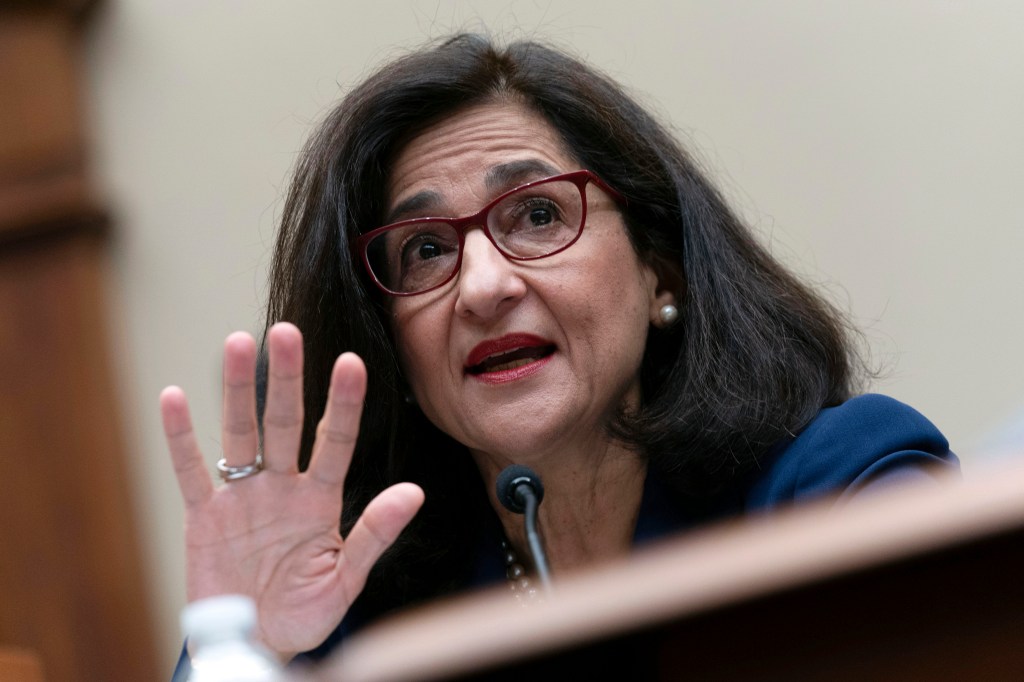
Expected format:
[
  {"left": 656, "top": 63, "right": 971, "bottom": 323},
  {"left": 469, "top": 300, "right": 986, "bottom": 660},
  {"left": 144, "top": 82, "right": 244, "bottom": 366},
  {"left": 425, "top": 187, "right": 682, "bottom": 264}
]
[{"left": 164, "top": 34, "right": 957, "bottom": 669}]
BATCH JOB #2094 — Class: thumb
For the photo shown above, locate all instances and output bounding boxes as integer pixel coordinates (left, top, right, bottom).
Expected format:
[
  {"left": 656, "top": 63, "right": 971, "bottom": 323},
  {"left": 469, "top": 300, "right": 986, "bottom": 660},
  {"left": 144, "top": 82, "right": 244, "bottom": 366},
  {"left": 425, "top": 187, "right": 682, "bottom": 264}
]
[{"left": 339, "top": 483, "right": 425, "bottom": 600}]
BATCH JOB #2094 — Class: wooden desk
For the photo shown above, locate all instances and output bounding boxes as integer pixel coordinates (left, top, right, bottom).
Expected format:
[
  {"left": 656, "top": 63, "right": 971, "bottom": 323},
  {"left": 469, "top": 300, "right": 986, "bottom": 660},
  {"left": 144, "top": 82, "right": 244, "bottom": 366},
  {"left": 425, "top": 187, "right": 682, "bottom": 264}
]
[{"left": 323, "top": 460, "right": 1024, "bottom": 681}]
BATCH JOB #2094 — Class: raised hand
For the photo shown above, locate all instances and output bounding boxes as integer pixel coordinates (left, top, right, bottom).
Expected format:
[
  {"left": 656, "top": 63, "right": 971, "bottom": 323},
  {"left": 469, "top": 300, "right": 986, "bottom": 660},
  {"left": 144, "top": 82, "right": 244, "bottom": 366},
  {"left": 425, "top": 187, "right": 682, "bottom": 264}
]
[{"left": 160, "top": 322, "right": 423, "bottom": 660}]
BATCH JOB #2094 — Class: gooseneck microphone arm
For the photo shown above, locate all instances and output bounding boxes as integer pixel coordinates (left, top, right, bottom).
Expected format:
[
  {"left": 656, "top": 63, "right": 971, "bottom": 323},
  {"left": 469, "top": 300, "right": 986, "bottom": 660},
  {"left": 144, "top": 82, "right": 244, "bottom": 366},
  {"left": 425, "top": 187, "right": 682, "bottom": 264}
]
[
  {"left": 496, "top": 465, "right": 553, "bottom": 594},
  {"left": 518, "top": 483, "right": 553, "bottom": 592}
]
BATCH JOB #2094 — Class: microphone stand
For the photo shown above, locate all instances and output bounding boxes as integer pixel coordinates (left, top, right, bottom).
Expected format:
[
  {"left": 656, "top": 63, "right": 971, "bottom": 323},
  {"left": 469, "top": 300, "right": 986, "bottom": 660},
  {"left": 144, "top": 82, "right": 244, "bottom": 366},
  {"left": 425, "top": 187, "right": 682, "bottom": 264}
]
[
  {"left": 496, "top": 465, "right": 554, "bottom": 595},
  {"left": 517, "top": 483, "right": 553, "bottom": 593}
]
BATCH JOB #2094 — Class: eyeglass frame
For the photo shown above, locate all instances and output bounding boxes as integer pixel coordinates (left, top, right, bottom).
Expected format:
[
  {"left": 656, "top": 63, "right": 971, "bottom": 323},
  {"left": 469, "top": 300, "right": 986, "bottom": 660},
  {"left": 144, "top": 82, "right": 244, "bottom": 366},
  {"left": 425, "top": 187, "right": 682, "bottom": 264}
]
[{"left": 355, "top": 169, "right": 627, "bottom": 297}]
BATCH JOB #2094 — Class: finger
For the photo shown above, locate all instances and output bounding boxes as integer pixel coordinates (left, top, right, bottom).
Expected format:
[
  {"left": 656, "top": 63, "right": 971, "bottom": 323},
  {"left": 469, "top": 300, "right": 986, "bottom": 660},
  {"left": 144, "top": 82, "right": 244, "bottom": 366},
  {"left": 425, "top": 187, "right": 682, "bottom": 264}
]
[
  {"left": 261, "top": 322, "right": 304, "bottom": 473},
  {"left": 160, "top": 386, "right": 214, "bottom": 506},
  {"left": 306, "top": 352, "right": 366, "bottom": 486},
  {"left": 341, "top": 483, "right": 424, "bottom": 598},
  {"left": 221, "top": 332, "right": 259, "bottom": 467}
]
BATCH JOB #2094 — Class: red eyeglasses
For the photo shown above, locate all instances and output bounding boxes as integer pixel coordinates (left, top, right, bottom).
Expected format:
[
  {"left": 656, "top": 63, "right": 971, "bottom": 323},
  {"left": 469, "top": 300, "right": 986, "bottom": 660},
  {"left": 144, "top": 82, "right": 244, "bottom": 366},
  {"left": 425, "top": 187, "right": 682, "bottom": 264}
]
[{"left": 356, "top": 170, "right": 625, "bottom": 296}]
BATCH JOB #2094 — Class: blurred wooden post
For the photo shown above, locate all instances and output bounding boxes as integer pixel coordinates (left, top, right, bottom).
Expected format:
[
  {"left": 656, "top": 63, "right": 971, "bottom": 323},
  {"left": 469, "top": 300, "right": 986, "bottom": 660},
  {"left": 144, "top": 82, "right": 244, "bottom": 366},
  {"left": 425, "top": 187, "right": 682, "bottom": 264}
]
[
  {"left": 0, "top": 3, "right": 160, "bottom": 681},
  {"left": 0, "top": 647, "right": 45, "bottom": 682}
]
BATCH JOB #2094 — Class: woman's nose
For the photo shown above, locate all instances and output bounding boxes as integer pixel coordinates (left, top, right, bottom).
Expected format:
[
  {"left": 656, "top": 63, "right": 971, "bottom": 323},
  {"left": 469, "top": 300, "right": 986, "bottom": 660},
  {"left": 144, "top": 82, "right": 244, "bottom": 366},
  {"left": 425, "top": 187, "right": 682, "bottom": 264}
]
[{"left": 453, "top": 229, "right": 527, "bottom": 320}]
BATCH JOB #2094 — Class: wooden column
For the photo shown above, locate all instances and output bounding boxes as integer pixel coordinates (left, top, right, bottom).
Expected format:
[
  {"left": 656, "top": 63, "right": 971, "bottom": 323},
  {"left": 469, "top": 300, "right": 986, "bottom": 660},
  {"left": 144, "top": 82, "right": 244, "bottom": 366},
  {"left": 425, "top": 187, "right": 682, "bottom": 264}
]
[{"left": 0, "top": 4, "right": 160, "bottom": 681}]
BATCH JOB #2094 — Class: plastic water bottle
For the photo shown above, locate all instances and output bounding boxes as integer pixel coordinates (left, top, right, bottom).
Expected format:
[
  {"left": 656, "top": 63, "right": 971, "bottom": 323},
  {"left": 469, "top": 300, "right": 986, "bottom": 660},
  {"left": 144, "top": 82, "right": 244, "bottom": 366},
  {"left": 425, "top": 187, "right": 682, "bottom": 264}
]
[{"left": 181, "top": 595, "right": 284, "bottom": 682}]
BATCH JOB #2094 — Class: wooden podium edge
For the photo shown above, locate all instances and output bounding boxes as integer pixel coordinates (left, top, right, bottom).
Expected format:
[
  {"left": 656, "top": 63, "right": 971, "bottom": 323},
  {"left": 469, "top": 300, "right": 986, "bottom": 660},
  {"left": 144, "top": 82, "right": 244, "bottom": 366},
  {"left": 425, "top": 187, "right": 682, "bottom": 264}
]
[{"left": 325, "top": 457, "right": 1024, "bottom": 681}]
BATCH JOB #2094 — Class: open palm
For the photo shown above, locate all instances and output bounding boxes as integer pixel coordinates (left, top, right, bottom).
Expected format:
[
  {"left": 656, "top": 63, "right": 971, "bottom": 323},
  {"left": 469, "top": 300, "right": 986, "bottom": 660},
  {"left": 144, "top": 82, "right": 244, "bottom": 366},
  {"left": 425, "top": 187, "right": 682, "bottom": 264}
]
[{"left": 160, "top": 323, "right": 423, "bottom": 660}]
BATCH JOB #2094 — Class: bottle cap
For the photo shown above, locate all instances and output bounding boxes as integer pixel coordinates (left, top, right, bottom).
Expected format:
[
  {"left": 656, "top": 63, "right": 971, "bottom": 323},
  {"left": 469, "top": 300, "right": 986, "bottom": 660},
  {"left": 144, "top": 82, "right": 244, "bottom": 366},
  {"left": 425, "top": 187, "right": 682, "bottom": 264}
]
[{"left": 181, "top": 594, "right": 257, "bottom": 642}]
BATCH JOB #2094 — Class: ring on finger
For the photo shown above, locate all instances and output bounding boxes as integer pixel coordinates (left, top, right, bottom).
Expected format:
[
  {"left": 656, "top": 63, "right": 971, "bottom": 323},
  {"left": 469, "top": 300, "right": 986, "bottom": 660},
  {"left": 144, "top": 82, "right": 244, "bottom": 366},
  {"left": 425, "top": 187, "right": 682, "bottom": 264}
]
[{"left": 216, "top": 454, "right": 264, "bottom": 482}]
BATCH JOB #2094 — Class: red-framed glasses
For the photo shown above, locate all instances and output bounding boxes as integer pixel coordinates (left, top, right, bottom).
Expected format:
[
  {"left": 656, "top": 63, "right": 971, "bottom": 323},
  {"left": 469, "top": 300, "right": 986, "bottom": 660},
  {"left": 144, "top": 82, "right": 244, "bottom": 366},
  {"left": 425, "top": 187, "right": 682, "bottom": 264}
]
[{"left": 356, "top": 170, "right": 625, "bottom": 296}]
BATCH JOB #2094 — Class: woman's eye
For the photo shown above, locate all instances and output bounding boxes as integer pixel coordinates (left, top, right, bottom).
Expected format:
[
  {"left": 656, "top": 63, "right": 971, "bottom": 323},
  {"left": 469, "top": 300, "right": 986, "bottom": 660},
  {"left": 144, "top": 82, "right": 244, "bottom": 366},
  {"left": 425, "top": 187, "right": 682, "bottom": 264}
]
[
  {"left": 528, "top": 206, "right": 554, "bottom": 226},
  {"left": 511, "top": 199, "right": 562, "bottom": 229},
  {"left": 399, "top": 232, "right": 453, "bottom": 264},
  {"left": 413, "top": 241, "right": 442, "bottom": 260}
]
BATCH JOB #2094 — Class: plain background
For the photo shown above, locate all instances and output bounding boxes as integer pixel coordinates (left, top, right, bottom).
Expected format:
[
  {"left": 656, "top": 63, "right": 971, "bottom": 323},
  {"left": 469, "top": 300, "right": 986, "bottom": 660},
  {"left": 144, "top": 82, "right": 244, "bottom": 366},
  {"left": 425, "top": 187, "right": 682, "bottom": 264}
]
[{"left": 83, "top": 1, "right": 1023, "bottom": 668}]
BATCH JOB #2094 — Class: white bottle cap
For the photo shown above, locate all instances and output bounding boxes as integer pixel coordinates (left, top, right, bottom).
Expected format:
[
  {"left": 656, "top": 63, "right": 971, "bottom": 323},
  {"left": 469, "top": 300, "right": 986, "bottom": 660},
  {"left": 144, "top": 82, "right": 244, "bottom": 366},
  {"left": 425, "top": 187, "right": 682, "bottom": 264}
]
[{"left": 181, "top": 594, "right": 258, "bottom": 643}]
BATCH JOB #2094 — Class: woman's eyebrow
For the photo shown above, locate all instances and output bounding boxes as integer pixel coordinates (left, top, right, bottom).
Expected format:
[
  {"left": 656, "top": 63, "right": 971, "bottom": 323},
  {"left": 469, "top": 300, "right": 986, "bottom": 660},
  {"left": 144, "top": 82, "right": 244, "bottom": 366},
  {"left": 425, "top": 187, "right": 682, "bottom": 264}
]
[
  {"left": 484, "top": 159, "right": 561, "bottom": 192},
  {"left": 384, "top": 159, "right": 562, "bottom": 224},
  {"left": 384, "top": 191, "right": 442, "bottom": 224}
]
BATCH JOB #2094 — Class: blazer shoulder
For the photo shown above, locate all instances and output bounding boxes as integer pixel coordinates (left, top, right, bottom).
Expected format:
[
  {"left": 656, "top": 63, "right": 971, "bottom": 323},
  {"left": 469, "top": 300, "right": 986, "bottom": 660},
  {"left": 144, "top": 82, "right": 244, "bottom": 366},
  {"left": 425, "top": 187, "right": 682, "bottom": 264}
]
[{"left": 747, "top": 394, "right": 956, "bottom": 509}]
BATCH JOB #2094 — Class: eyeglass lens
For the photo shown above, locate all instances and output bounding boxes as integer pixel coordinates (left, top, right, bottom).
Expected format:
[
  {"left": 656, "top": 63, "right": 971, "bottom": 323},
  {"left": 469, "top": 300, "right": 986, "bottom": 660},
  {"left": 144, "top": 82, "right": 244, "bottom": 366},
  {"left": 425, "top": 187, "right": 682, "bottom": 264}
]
[{"left": 365, "top": 179, "right": 585, "bottom": 294}]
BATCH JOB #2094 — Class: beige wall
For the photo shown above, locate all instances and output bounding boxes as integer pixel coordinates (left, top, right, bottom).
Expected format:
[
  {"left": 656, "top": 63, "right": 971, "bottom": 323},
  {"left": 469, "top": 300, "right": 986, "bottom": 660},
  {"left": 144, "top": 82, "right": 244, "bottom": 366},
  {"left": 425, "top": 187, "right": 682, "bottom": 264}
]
[{"left": 83, "top": 1, "right": 1024, "bottom": 669}]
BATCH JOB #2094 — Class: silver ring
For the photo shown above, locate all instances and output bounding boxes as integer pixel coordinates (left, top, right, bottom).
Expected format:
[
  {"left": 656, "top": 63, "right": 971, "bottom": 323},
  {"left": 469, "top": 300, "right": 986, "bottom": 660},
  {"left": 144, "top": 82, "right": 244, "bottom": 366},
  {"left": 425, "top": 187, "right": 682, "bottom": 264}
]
[{"left": 216, "top": 454, "right": 264, "bottom": 482}]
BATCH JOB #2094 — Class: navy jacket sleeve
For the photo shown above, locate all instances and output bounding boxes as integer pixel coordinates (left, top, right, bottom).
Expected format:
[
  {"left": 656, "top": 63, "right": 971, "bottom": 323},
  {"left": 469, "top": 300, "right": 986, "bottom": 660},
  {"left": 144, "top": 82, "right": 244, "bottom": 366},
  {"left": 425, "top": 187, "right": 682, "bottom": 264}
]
[{"left": 746, "top": 394, "right": 959, "bottom": 511}]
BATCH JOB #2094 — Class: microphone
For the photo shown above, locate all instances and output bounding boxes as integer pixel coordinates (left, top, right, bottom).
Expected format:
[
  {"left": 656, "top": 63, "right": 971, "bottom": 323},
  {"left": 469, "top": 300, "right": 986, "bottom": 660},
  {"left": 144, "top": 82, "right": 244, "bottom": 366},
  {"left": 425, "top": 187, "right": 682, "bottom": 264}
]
[{"left": 496, "top": 465, "right": 552, "bottom": 593}]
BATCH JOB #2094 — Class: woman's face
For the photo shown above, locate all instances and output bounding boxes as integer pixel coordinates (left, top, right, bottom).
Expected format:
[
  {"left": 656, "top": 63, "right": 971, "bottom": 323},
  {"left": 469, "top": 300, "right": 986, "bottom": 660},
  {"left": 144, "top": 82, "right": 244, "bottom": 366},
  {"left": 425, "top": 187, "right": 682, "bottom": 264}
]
[{"left": 385, "top": 102, "right": 673, "bottom": 465}]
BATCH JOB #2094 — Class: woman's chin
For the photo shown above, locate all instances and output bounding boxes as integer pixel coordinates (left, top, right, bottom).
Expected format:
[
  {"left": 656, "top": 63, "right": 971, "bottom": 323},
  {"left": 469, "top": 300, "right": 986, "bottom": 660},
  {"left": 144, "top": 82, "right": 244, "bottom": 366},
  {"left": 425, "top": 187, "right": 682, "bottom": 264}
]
[{"left": 463, "top": 419, "right": 596, "bottom": 468}]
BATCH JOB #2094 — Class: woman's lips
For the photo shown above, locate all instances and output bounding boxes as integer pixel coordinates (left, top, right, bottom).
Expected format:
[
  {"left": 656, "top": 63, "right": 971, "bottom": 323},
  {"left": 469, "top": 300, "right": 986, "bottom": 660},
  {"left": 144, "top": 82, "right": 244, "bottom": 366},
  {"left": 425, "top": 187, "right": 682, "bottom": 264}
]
[{"left": 465, "top": 333, "right": 556, "bottom": 383}]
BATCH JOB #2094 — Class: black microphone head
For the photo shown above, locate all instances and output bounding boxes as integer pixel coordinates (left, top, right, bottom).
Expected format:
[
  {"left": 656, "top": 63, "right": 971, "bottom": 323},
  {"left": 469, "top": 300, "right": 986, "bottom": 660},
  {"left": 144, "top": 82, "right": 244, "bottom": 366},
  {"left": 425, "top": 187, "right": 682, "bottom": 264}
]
[{"left": 496, "top": 464, "right": 544, "bottom": 514}]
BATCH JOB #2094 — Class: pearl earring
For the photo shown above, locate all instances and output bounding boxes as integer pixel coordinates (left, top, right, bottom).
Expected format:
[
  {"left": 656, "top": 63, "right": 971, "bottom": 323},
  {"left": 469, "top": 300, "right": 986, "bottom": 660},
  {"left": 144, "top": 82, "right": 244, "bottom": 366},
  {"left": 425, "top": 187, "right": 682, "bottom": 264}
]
[{"left": 659, "top": 304, "right": 679, "bottom": 326}]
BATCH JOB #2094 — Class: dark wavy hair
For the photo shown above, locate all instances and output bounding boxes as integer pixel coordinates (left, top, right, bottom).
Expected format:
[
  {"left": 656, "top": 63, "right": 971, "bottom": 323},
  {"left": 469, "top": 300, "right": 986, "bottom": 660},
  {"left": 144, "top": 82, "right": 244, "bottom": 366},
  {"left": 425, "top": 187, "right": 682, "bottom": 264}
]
[{"left": 261, "top": 34, "right": 860, "bottom": 619}]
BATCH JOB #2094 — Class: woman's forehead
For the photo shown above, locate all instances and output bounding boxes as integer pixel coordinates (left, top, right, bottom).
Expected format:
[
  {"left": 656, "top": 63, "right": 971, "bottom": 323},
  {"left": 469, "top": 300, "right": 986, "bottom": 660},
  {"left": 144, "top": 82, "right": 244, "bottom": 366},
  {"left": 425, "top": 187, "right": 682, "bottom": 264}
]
[{"left": 385, "top": 102, "right": 578, "bottom": 214}]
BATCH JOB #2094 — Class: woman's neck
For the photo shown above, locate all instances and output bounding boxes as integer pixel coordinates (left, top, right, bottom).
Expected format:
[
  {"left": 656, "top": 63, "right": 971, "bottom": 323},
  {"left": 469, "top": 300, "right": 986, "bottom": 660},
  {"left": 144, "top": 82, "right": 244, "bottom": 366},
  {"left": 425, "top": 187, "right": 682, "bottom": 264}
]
[{"left": 473, "top": 441, "right": 648, "bottom": 574}]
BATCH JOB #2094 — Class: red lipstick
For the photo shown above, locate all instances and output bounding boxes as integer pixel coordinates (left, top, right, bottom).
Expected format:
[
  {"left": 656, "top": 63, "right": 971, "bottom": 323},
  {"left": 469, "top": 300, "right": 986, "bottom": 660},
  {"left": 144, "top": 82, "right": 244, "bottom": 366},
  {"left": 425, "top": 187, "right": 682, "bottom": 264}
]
[{"left": 465, "top": 333, "right": 556, "bottom": 384}]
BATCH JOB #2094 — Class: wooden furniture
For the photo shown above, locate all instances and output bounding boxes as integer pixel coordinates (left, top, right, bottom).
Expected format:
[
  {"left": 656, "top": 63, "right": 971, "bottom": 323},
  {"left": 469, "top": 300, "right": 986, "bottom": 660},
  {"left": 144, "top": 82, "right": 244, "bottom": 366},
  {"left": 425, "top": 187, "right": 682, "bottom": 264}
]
[
  {"left": 323, "top": 461, "right": 1024, "bottom": 681},
  {"left": 0, "top": 4, "right": 159, "bottom": 681},
  {"left": 0, "top": 647, "right": 45, "bottom": 682}
]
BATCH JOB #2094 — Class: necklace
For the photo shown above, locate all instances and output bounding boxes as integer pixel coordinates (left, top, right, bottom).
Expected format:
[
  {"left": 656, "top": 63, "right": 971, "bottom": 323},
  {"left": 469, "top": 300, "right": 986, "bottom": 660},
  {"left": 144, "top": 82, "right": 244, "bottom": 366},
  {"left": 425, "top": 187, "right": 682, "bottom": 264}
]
[{"left": 501, "top": 539, "right": 542, "bottom": 605}]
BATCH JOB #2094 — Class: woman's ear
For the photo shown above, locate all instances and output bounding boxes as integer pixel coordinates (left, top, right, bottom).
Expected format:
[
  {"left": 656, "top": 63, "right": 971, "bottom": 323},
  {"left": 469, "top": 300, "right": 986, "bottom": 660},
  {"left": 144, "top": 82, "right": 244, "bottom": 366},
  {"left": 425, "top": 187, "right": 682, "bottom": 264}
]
[{"left": 646, "top": 252, "right": 685, "bottom": 329}]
